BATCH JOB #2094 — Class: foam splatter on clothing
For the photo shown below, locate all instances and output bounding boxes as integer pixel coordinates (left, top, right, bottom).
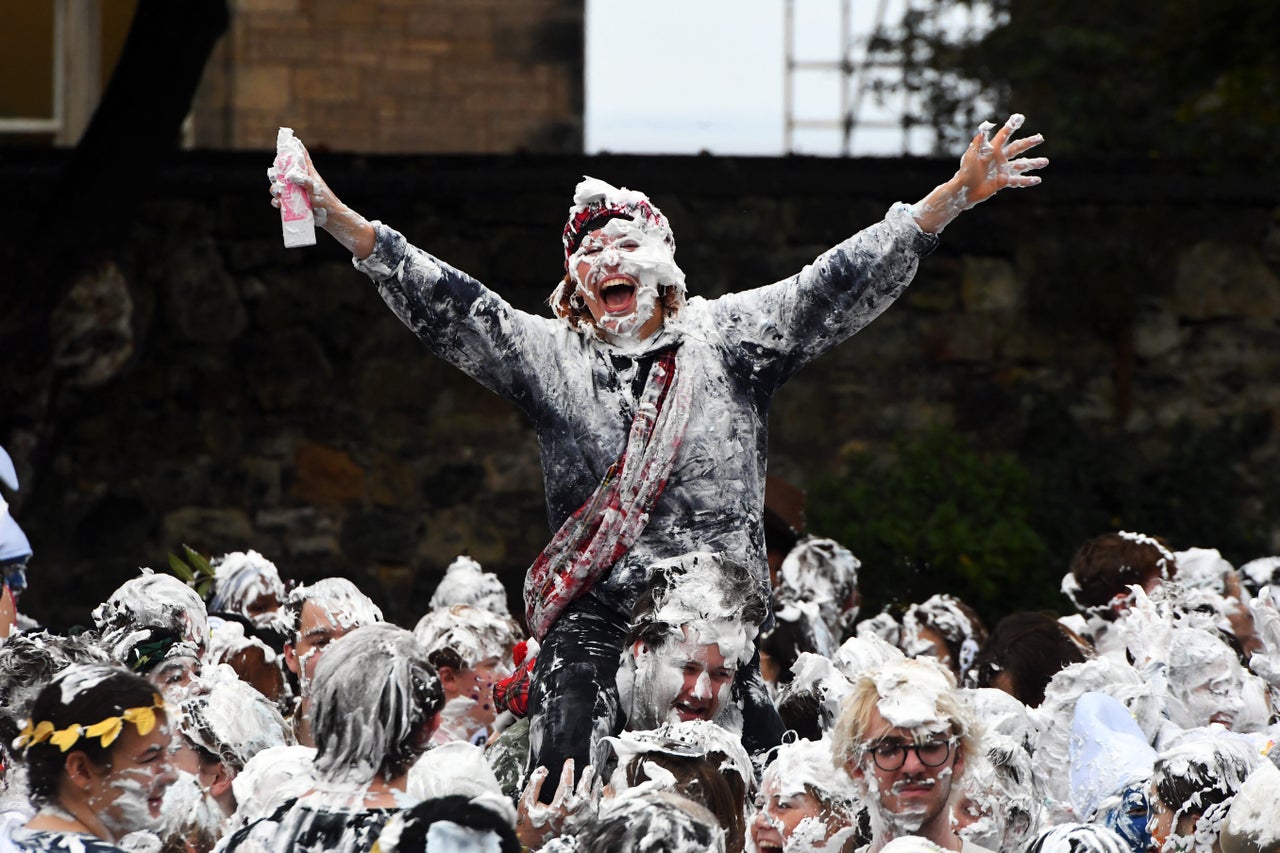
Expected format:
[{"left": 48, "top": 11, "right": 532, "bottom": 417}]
[{"left": 355, "top": 204, "right": 936, "bottom": 618}]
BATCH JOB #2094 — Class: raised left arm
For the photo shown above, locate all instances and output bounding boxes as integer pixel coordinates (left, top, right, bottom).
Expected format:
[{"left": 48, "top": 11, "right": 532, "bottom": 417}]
[{"left": 911, "top": 113, "right": 1049, "bottom": 234}]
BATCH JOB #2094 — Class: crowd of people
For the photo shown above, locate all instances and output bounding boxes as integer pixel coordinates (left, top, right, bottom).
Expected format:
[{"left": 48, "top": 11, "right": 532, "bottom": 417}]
[
  {"left": 1, "top": 110, "right": 1277, "bottom": 852},
  {"left": 1, "top": 531, "right": 1279, "bottom": 853}
]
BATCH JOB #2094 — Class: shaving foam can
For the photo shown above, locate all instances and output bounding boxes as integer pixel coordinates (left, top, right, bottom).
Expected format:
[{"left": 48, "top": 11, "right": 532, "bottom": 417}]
[{"left": 275, "top": 127, "right": 316, "bottom": 248}]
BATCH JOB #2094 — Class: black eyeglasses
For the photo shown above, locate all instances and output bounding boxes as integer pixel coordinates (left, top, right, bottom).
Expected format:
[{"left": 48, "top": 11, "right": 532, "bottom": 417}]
[{"left": 863, "top": 737, "right": 956, "bottom": 771}]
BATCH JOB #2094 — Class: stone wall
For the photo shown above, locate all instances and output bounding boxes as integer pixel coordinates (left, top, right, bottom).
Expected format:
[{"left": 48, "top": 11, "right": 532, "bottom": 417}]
[
  {"left": 190, "top": 0, "right": 583, "bottom": 153},
  {"left": 2, "top": 150, "right": 1278, "bottom": 630}
]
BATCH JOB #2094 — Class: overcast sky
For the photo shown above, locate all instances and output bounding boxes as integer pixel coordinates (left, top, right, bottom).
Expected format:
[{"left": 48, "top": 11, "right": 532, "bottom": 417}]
[{"left": 584, "top": 0, "right": 989, "bottom": 158}]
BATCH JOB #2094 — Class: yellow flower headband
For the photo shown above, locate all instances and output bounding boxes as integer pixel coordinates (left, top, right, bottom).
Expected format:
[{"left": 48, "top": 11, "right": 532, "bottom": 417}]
[{"left": 15, "top": 694, "right": 166, "bottom": 753}]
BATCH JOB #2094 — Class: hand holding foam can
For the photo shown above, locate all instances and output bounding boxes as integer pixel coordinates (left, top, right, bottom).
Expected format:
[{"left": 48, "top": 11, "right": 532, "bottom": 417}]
[{"left": 275, "top": 127, "right": 316, "bottom": 248}]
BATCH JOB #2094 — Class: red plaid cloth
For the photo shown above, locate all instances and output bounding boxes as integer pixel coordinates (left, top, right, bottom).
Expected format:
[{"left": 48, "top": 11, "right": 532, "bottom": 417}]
[
  {"left": 523, "top": 349, "right": 691, "bottom": 641},
  {"left": 493, "top": 655, "right": 535, "bottom": 718}
]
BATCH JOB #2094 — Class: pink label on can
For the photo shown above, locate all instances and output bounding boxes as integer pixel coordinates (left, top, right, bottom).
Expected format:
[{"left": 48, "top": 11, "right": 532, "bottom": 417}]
[{"left": 275, "top": 152, "right": 311, "bottom": 223}]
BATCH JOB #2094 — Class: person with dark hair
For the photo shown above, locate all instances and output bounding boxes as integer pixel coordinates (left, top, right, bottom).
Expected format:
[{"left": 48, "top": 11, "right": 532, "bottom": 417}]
[
  {"left": 1147, "top": 734, "right": 1257, "bottom": 853},
  {"left": 222, "top": 623, "right": 444, "bottom": 853},
  {"left": 280, "top": 576, "right": 383, "bottom": 747},
  {"left": 0, "top": 631, "right": 110, "bottom": 775},
  {"left": 594, "top": 720, "right": 753, "bottom": 853},
  {"left": 370, "top": 794, "right": 521, "bottom": 853},
  {"left": 92, "top": 571, "right": 210, "bottom": 663},
  {"left": 967, "top": 610, "right": 1091, "bottom": 707},
  {"left": 1061, "top": 532, "right": 1177, "bottom": 659},
  {"left": 269, "top": 113, "right": 1047, "bottom": 799},
  {"left": 9, "top": 663, "right": 178, "bottom": 852}
]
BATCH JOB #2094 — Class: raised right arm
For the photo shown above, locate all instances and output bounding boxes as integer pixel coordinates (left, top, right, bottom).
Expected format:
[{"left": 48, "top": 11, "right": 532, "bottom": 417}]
[{"left": 268, "top": 141, "right": 559, "bottom": 412}]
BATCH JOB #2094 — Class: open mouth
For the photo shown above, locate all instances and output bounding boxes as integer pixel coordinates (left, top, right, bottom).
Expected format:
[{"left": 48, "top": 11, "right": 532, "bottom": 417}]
[
  {"left": 597, "top": 276, "right": 637, "bottom": 314},
  {"left": 1209, "top": 712, "right": 1234, "bottom": 727},
  {"left": 673, "top": 701, "right": 709, "bottom": 721}
]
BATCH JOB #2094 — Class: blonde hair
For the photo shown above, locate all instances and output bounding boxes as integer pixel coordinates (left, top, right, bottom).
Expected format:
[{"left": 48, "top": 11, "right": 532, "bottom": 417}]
[{"left": 831, "top": 657, "right": 978, "bottom": 776}]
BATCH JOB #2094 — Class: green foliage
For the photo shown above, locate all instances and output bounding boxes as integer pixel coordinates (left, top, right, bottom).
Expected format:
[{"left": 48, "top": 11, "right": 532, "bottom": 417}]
[
  {"left": 872, "top": 0, "right": 1280, "bottom": 173},
  {"left": 808, "top": 414, "right": 1280, "bottom": 631},
  {"left": 166, "top": 544, "right": 215, "bottom": 599},
  {"left": 808, "top": 428, "right": 1060, "bottom": 628}
]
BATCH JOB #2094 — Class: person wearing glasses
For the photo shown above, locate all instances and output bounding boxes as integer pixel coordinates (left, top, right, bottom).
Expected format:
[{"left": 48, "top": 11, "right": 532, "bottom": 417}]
[{"left": 831, "top": 657, "right": 990, "bottom": 852}]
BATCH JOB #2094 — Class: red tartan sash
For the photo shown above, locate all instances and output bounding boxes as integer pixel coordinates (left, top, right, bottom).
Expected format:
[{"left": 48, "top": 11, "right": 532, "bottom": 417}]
[{"left": 523, "top": 349, "right": 689, "bottom": 641}]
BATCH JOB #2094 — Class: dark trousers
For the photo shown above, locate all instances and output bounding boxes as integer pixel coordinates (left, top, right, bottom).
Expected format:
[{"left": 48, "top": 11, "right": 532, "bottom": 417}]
[{"left": 525, "top": 595, "right": 784, "bottom": 802}]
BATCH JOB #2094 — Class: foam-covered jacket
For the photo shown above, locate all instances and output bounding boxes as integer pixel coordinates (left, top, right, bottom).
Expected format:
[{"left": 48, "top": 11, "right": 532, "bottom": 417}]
[{"left": 355, "top": 203, "right": 937, "bottom": 616}]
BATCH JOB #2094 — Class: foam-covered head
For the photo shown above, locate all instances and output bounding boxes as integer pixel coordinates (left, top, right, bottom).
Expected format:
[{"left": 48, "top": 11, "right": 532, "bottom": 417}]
[
  {"left": 561, "top": 177, "right": 675, "bottom": 271},
  {"left": 631, "top": 551, "right": 768, "bottom": 666},
  {"left": 576, "top": 788, "right": 726, "bottom": 853},
  {"left": 599, "top": 718, "right": 754, "bottom": 795},
  {"left": 284, "top": 576, "right": 383, "bottom": 641},
  {"left": 1238, "top": 557, "right": 1280, "bottom": 596},
  {"left": 1165, "top": 627, "right": 1246, "bottom": 730},
  {"left": 954, "top": 733, "right": 1042, "bottom": 850},
  {"left": 177, "top": 664, "right": 292, "bottom": 771},
  {"left": 428, "top": 555, "right": 510, "bottom": 616},
  {"left": 413, "top": 603, "right": 522, "bottom": 671},
  {"left": 93, "top": 570, "right": 210, "bottom": 657},
  {"left": 208, "top": 550, "right": 287, "bottom": 627},
  {"left": 1150, "top": 733, "right": 1258, "bottom": 853},
  {"left": 309, "top": 622, "right": 443, "bottom": 785},
  {"left": 832, "top": 655, "right": 975, "bottom": 769},
  {"left": 1025, "top": 823, "right": 1131, "bottom": 853},
  {"left": 552, "top": 177, "right": 687, "bottom": 338},
  {"left": 899, "top": 594, "right": 987, "bottom": 679},
  {"left": 1172, "top": 548, "right": 1233, "bottom": 594},
  {"left": 227, "top": 744, "right": 316, "bottom": 831},
  {"left": 764, "top": 736, "right": 861, "bottom": 813},
  {"left": 373, "top": 793, "right": 521, "bottom": 853},
  {"left": 1218, "top": 761, "right": 1280, "bottom": 853},
  {"left": 777, "top": 537, "right": 861, "bottom": 638}
]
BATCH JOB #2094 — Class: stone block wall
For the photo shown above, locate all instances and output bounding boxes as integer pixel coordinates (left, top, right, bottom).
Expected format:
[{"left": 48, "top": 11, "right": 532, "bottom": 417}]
[
  {"left": 190, "top": 0, "right": 583, "bottom": 153},
  {"left": 2, "top": 150, "right": 1278, "bottom": 630}
]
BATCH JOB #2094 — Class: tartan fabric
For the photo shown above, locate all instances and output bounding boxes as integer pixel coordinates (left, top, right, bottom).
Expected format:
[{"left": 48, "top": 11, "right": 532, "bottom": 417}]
[
  {"left": 492, "top": 653, "right": 535, "bottom": 718},
  {"left": 523, "top": 349, "right": 692, "bottom": 641}
]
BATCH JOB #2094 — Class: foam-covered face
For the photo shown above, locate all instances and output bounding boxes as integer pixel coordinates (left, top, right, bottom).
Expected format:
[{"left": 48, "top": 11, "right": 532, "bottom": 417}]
[
  {"left": 284, "top": 602, "right": 357, "bottom": 694},
  {"left": 1146, "top": 785, "right": 1197, "bottom": 853},
  {"left": 751, "top": 776, "right": 836, "bottom": 853},
  {"left": 849, "top": 708, "right": 960, "bottom": 838},
  {"left": 1170, "top": 646, "right": 1245, "bottom": 730},
  {"left": 84, "top": 711, "right": 179, "bottom": 840},
  {"left": 441, "top": 655, "right": 509, "bottom": 733},
  {"left": 569, "top": 219, "right": 677, "bottom": 340},
  {"left": 632, "top": 626, "right": 737, "bottom": 728},
  {"left": 147, "top": 654, "right": 202, "bottom": 703}
]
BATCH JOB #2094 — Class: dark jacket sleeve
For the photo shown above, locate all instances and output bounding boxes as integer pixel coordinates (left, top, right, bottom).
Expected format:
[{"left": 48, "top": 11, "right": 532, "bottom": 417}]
[
  {"left": 709, "top": 202, "right": 938, "bottom": 391},
  {"left": 352, "top": 222, "right": 563, "bottom": 416}
]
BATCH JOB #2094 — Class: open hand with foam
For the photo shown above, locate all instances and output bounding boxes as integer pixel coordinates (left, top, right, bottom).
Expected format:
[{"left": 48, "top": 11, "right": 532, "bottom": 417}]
[{"left": 910, "top": 113, "right": 1048, "bottom": 234}]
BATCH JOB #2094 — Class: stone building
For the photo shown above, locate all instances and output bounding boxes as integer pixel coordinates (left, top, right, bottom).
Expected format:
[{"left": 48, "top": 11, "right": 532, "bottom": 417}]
[{"left": 1, "top": 0, "right": 584, "bottom": 154}]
